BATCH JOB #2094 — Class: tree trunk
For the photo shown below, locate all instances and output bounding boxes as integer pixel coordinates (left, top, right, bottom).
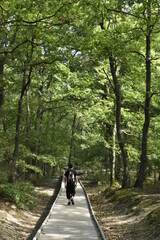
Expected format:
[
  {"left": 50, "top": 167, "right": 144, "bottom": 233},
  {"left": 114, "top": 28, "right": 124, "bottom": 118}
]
[
  {"left": 2, "top": 119, "right": 7, "bottom": 133},
  {"left": 9, "top": 65, "right": 33, "bottom": 183},
  {"left": 134, "top": 0, "right": 151, "bottom": 188},
  {"left": 116, "top": 155, "right": 122, "bottom": 182},
  {"left": 112, "top": 122, "right": 116, "bottom": 183},
  {"left": 109, "top": 122, "right": 116, "bottom": 186},
  {"left": 35, "top": 83, "right": 44, "bottom": 155},
  {"left": 68, "top": 114, "right": 76, "bottom": 165},
  {"left": 154, "top": 165, "right": 157, "bottom": 186},
  {"left": 35, "top": 106, "right": 43, "bottom": 155},
  {"left": 109, "top": 55, "right": 130, "bottom": 188},
  {"left": 26, "top": 89, "right": 31, "bottom": 146},
  {"left": 0, "top": 57, "right": 5, "bottom": 111},
  {"left": 9, "top": 92, "right": 23, "bottom": 183}
]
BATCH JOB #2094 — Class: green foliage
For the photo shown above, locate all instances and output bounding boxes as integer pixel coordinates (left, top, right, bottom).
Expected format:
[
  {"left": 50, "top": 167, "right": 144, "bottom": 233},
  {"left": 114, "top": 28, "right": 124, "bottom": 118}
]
[
  {"left": 0, "top": 170, "right": 9, "bottom": 184},
  {"left": 0, "top": 182, "right": 35, "bottom": 210},
  {"left": 0, "top": 0, "right": 160, "bottom": 192},
  {"left": 17, "top": 160, "right": 43, "bottom": 176},
  {"left": 82, "top": 160, "right": 109, "bottom": 184},
  {"left": 37, "top": 155, "right": 56, "bottom": 167}
]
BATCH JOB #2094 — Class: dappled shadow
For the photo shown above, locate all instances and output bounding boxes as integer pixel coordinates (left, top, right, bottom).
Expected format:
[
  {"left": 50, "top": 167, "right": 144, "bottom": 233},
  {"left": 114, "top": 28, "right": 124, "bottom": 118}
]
[
  {"left": 27, "top": 177, "right": 62, "bottom": 240},
  {"left": 36, "top": 182, "right": 101, "bottom": 240}
]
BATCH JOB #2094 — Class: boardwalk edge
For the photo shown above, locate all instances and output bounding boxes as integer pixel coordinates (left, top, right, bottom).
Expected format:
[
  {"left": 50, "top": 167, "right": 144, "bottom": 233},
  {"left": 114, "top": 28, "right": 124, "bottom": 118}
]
[{"left": 80, "top": 180, "right": 107, "bottom": 240}]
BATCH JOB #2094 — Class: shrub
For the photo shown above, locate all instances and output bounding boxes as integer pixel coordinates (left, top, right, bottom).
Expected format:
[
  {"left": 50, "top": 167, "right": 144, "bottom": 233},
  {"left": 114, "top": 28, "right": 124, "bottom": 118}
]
[{"left": 0, "top": 181, "right": 35, "bottom": 210}]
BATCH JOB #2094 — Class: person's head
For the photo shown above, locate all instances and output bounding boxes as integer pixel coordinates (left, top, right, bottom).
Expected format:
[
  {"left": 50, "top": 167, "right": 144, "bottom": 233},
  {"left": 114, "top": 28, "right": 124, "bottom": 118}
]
[{"left": 68, "top": 163, "right": 73, "bottom": 169}]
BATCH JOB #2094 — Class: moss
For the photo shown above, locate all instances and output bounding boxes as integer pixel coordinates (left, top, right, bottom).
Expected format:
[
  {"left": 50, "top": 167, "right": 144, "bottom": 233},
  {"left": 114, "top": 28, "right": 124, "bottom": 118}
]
[
  {"left": 103, "top": 187, "right": 145, "bottom": 216},
  {"left": 141, "top": 207, "right": 160, "bottom": 238},
  {"left": 139, "top": 199, "right": 156, "bottom": 208},
  {"left": 145, "top": 207, "right": 160, "bottom": 225},
  {"left": 105, "top": 188, "right": 140, "bottom": 204},
  {"left": 103, "top": 187, "right": 117, "bottom": 198},
  {"left": 112, "top": 189, "right": 135, "bottom": 203},
  {"left": 144, "top": 182, "right": 160, "bottom": 194}
]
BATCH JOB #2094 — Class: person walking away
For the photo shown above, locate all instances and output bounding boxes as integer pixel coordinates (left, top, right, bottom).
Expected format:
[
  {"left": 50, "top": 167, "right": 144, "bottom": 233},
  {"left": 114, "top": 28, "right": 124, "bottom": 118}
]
[{"left": 64, "top": 163, "right": 78, "bottom": 205}]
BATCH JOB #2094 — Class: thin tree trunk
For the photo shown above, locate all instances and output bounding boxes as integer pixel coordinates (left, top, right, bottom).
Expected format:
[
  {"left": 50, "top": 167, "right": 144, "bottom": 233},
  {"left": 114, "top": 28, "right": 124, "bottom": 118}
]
[
  {"left": 26, "top": 89, "right": 30, "bottom": 146},
  {"left": 35, "top": 83, "right": 44, "bottom": 155},
  {"left": 112, "top": 122, "right": 116, "bottom": 183},
  {"left": 68, "top": 114, "right": 76, "bottom": 165},
  {"left": 154, "top": 166, "right": 157, "bottom": 186},
  {"left": 104, "top": 123, "right": 113, "bottom": 186},
  {"left": 9, "top": 71, "right": 26, "bottom": 182},
  {"left": 134, "top": 0, "right": 151, "bottom": 188},
  {"left": 9, "top": 65, "right": 33, "bottom": 183},
  {"left": 0, "top": 57, "right": 5, "bottom": 111},
  {"left": 109, "top": 149, "right": 113, "bottom": 186},
  {"left": 116, "top": 155, "right": 121, "bottom": 182},
  {"left": 35, "top": 107, "right": 43, "bottom": 155},
  {"left": 108, "top": 123, "right": 116, "bottom": 186},
  {"left": 109, "top": 55, "right": 130, "bottom": 188},
  {"left": 2, "top": 119, "right": 7, "bottom": 133},
  {"left": 10, "top": 90, "right": 24, "bottom": 182},
  {"left": 26, "top": 89, "right": 31, "bottom": 130}
]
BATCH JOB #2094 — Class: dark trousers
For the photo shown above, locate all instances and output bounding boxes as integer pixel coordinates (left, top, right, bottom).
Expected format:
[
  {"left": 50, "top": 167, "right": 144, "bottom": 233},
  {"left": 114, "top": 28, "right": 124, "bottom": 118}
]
[{"left": 66, "top": 182, "right": 76, "bottom": 200}]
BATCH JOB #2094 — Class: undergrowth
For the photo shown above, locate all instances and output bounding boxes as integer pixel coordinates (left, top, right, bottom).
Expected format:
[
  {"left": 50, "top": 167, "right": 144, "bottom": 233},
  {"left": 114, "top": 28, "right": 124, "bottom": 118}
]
[
  {"left": 0, "top": 168, "right": 53, "bottom": 210},
  {"left": 144, "top": 207, "right": 160, "bottom": 238},
  {"left": 0, "top": 181, "right": 35, "bottom": 210}
]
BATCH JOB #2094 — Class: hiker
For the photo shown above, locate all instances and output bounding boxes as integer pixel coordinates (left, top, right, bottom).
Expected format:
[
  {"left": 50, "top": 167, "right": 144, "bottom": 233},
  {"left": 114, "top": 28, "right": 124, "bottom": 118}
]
[{"left": 64, "top": 163, "right": 78, "bottom": 205}]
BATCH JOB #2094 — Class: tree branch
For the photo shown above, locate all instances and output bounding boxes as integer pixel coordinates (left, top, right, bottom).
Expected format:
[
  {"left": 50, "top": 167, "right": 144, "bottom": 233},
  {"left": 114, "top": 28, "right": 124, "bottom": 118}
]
[
  {"left": 30, "top": 59, "right": 58, "bottom": 67},
  {"left": 150, "top": 92, "right": 160, "bottom": 99},
  {"left": 0, "top": 40, "right": 30, "bottom": 54},
  {"left": 19, "top": 3, "right": 69, "bottom": 25},
  {"left": 130, "top": 51, "right": 145, "bottom": 59},
  {"left": 104, "top": 7, "right": 143, "bottom": 19},
  {"left": 2, "top": 3, "right": 70, "bottom": 26},
  {"left": 102, "top": 68, "right": 114, "bottom": 91},
  {"left": 151, "top": 56, "right": 160, "bottom": 61},
  {"left": 0, "top": 5, "right": 7, "bottom": 12}
]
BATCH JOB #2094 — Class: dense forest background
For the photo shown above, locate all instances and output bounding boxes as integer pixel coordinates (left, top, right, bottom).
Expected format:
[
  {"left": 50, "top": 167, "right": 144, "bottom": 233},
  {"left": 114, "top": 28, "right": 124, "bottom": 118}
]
[{"left": 0, "top": 0, "right": 160, "bottom": 206}]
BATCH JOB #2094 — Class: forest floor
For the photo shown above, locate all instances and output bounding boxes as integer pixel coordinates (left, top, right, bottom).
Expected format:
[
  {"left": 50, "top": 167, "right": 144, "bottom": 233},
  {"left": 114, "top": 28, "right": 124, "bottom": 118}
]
[
  {"left": 84, "top": 181, "right": 160, "bottom": 240},
  {"left": 0, "top": 178, "right": 160, "bottom": 240},
  {"left": 0, "top": 178, "right": 60, "bottom": 240}
]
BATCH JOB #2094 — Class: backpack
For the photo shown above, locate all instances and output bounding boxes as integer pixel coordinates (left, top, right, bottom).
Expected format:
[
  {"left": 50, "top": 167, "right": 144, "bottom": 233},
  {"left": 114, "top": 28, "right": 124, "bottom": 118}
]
[{"left": 68, "top": 170, "right": 75, "bottom": 183}]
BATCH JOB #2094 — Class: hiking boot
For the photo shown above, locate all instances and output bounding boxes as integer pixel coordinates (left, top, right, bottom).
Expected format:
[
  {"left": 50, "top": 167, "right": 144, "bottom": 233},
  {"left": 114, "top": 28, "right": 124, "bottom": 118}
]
[{"left": 71, "top": 198, "right": 74, "bottom": 205}]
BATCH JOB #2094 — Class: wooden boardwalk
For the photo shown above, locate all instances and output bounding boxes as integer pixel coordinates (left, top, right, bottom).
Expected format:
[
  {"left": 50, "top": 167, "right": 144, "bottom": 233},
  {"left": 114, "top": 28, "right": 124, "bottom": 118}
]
[{"left": 33, "top": 180, "right": 106, "bottom": 240}]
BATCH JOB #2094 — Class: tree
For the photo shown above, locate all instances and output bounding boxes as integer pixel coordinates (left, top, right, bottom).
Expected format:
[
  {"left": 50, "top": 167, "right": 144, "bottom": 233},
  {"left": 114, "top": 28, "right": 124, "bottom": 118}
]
[
  {"left": 80, "top": 0, "right": 131, "bottom": 187},
  {"left": 109, "top": 55, "right": 130, "bottom": 187},
  {"left": 135, "top": 0, "right": 160, "bottom": 188},
  {"left": 1, "top": 0, "right": 160, "bottom": 188}
]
